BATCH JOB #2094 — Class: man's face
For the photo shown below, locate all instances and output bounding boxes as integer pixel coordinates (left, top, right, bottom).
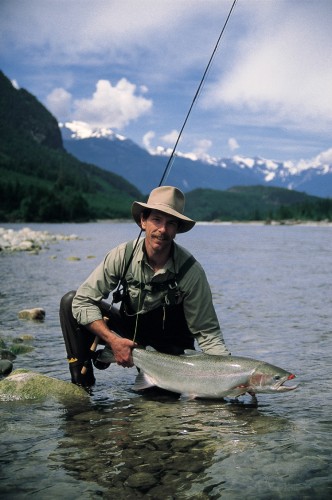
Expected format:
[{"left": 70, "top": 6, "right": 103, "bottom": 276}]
[{"left": 141, "top": 209, "right": 179, "bottom": 254}]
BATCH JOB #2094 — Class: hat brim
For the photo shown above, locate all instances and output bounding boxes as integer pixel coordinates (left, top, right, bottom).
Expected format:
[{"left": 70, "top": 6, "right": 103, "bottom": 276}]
[{"left": 132, "top": 201, "right": 195, "bottom": 233}]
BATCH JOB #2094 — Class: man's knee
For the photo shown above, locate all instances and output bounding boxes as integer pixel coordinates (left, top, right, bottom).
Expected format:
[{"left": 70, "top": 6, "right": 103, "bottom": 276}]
[{"left": 60, "top": 290, "right": 76, "bottom": 312}]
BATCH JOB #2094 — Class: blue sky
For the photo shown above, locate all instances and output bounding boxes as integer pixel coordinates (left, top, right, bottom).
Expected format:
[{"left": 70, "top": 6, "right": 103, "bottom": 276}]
[{"left": 1, "top": 0, "right": 332, "bottom": 163}]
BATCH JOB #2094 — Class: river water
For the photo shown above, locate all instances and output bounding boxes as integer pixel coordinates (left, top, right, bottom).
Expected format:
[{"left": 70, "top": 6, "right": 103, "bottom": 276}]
[{"left": 1, "top": 222, "right": 331, "bottom": 499}]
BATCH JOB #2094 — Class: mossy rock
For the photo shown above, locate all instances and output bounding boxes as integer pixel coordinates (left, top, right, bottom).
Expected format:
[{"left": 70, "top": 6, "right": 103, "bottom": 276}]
[
  {"left": 0, "top": 359, "right": 13, "bottom": 375},
  {"left": 0, "top": 369, "right": 88, "bottom": 401},
  {"left": 9, "top": 344, "right": 34, "bottom": 355}
]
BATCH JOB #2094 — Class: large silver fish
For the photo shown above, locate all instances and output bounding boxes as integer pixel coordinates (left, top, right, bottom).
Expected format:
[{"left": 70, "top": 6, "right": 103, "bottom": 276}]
[{"left": 132, "top": 348, "right": 298, "bottom": 399}]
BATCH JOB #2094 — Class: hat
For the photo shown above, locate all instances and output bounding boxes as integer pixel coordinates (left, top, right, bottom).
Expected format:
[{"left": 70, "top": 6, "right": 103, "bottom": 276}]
[{"left": 132, "top": 186, "right": 196, "bottom": 233}]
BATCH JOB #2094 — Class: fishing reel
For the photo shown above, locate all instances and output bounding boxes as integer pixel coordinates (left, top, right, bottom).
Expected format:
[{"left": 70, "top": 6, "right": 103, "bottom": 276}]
[{"left": 92, "top": 349, "right": 112, "bottom": 370}]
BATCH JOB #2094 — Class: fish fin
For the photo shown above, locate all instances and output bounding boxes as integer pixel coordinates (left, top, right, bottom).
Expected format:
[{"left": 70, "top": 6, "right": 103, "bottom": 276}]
[
  {"left": 145, "top": 346, "right": 157, "bottom": 352},
  {"left": 180, "top": 393, "right": 198, "bottom": 400},
  {"left": 183, "top": 349, "right": 201, "bottom": 356},
  {"left": 133, "top": 372, "right": 156, "bottom": 391}
]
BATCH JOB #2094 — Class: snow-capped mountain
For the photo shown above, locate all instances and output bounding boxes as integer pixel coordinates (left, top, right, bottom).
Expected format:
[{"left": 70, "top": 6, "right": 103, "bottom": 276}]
[{"left": 62, "top": 123, "right": 332, "bottom": 197}]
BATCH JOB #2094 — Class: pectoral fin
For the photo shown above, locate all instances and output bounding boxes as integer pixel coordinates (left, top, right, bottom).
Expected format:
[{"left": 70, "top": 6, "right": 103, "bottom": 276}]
[{"left": 133, "top": 372, "right": 156, "bottom": 391}]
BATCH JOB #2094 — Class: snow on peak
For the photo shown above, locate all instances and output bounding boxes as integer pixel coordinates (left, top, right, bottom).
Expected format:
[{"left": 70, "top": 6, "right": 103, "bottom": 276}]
[
  {"left": 232, "top": 155, "right": 255, "bottom": 168},
  {"left": 60, "top": 121, "right": 126, "bottom": 141}
]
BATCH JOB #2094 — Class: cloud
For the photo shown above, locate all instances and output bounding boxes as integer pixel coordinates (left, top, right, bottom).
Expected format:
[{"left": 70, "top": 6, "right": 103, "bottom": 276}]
[
  {"left": 314, "top": 148, "right": 332, "bottom": 165},
  {"left": 46, "top": 88, "right": 72, "bottom": 120},
  {"left": 202, "top": 1, "right": 332, "bottom": 132},
  {"left": 192, "top": 139, "right": 212, "bottom": 158},
  {"left": 142, "top": 131, "right": 155, "bottom": 150},
  {"left": 161, "top": 130, "right": 179, "bottom": 146},
  {"left": 228, "top": 138, "right": 239, "bottom": 152},
  {"left": 47, "top": 78, "right": 153, "bottom": 129},
  {"left": 46, "top": 78, "right": 154, "bottom": 133}
]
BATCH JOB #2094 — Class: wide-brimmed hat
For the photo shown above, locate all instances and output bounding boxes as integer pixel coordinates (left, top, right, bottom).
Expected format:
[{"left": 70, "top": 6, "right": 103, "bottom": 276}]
[{"left": 132, "top": 186, "right": 196, "bottom": 233}]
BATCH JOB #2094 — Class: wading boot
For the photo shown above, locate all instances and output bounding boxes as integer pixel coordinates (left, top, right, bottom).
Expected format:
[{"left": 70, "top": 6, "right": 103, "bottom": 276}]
[{"left": 69, "top": 360, "right": 96, "bottom": 387}]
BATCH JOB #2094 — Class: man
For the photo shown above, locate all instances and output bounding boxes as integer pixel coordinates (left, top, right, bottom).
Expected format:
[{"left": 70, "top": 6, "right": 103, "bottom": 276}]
[{"left": 60, "top": 186, "right": 230, "bottom": 387}]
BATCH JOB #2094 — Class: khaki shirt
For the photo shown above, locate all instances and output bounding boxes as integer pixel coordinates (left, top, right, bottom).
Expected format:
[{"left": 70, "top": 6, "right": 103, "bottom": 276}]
[{"left": 72, "top": 239, "right": 229, "bottom": 355}]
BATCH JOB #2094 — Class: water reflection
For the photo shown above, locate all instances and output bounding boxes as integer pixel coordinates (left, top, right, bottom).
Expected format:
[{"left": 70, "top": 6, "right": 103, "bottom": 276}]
[{"left": 52, "top": 394, "right": 292, "bottom": 498}]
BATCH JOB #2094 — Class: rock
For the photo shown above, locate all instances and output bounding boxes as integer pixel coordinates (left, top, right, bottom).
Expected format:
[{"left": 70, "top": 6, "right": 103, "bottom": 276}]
[
  {"left": 18, "top": 308, "right": 45, "bottom": 320},
  {"left": 13, "top": 335, "right": 35, "bottom": 342},
  {"left": 0, "top": 349, "right": 17, "bottom": 361},
  {"left": 0, "top": 369, "right": 88, "bottom": 401},
  {"left": 0, "top": 227, "right": 79, "bottom": 252},
  {"left": 0, "top": 359, "right": 13, "bottom": 375},
  {"left": 9, "top": 344, "right": 34, "bottom": 355},
  {"left": 125, "top": 472, "right": 158, "bottom": 490}
]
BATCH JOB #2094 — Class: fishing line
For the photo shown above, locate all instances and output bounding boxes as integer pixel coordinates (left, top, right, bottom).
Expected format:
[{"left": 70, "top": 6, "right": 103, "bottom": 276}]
[
  {"left": 115, "top": 0, "right": 238, "bottom": 293},
  {"left": 159, "top": 0, "right": 238, "bottom": 186},
  {"left": 109, "top": 0, "right": 238, "bottom": 323}
]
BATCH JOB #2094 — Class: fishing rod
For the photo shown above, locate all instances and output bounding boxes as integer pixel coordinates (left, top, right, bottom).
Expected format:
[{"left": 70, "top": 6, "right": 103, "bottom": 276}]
[
  {"left": 159, "top": 0, "right": 238, "bottom": 186},
  {"left": 82, "top": 0, "right": 238, "bottom": 373},
  {"left": 114, "top": 0, "right": 238, "bottom": 296}
]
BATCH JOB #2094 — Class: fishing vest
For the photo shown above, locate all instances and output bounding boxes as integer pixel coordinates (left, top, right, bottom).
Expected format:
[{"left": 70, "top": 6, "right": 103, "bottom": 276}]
[{"left": 119, "top": 239, "right": 196, "bottom": 308}]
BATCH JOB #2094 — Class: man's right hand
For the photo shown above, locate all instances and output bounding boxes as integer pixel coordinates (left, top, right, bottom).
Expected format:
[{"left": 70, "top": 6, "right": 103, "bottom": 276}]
[
  {"left": 110, "top": 335, "right": 137, "bottom": 367},
  {"left": 86, "top": 318, "right": 136, "bottom": 368}
]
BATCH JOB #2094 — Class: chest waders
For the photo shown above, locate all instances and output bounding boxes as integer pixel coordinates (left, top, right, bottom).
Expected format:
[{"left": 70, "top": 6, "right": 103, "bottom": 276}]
[
  {"left": 59, "top": 241, "right": 196, "bottom": 386},
  {"left": 118, "top": 240, "right": 197, "bottom": 354}
]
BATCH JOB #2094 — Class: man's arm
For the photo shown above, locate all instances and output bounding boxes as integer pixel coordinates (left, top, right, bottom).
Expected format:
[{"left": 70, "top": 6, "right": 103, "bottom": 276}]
[{"left": 182, "top": 260, "right": 230, "bottom": 355}]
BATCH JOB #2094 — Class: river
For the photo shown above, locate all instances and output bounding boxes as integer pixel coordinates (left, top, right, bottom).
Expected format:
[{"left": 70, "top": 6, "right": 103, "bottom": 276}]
[{"left": 1, "top": 221, "right": 331, "bottom": 499}]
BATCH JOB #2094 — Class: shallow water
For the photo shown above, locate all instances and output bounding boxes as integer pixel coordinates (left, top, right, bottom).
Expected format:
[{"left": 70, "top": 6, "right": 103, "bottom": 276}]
[{"left": 1, "top": 222, "right": 331, "bottom": 499}]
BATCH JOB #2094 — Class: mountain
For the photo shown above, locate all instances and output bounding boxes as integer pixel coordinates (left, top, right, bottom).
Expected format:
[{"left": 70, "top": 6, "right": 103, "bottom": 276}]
[
  {"left": 63, "top": 125, "right": 332, "bottom": 198},
  {"left": 0, "top": 71, "right": 142, "bottom": 222},
  {"left": 185, "top": 186, "right": 331, "bottom": 222},
  {"left": 0, "top": 69, "right": 330, "bottom": 223}
]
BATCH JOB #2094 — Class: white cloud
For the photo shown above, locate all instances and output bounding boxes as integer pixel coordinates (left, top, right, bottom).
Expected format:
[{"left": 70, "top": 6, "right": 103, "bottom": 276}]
[
  {"left": 228, "top": 138, "right": 239, "bottom": 152},
  {"left": 142, "top": 131, "right": 155, "bottom": 150},
  {"left": 192, "top": 139, "right": 212, "bottom": 158},
  {"left": 46, "top": 87, "right": 72, "bottom": 120},
  {"left": 314, "top": 148, "right": 332, "bottom": 165},
  {"left": 46, "top": 78, "right": 153, "bottom": 129},
  {"left": 202, "top": 1, "right": 332, "bottom": 132},
  {"left": 71, "top": 79, "right": 152, "bottom": 130},
  {"left": 161, "top": 130, "right": 179, "bottom": 146}
]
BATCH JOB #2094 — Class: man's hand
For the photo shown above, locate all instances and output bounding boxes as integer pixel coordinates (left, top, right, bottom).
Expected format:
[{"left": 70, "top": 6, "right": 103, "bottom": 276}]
[
  {"left": 110, "top": 335, "right": 136, "bottom": 367},
  {"left": 86, "top": 318, "right": 136, "bottom": 368}
]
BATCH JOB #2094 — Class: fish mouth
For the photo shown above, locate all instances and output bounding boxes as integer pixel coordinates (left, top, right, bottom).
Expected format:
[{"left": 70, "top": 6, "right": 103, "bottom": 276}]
[{"left": 276, "top": 374, "right": 298, "bottom": 392}]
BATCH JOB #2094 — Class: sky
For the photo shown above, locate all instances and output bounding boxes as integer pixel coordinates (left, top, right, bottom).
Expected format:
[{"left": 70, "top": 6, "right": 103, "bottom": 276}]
[{"left": 1, "top": 0, "right": 332, "bottom": 164}]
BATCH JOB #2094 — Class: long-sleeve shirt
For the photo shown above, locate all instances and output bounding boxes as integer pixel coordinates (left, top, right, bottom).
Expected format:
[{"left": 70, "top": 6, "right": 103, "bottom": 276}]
[{"left": 72, "top": 239, "right": 229, "bottom": 355}]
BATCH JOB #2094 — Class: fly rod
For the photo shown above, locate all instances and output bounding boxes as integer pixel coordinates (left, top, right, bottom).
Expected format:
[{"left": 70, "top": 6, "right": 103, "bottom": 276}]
[{"left": 81, "top": 0, "right": 238, "bottom": 375}]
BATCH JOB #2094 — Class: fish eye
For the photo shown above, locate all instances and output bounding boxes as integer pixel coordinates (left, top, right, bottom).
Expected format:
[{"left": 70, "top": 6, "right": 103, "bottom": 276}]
[{"left": 274, "top": 375, "right": 281, "bottom": 380}]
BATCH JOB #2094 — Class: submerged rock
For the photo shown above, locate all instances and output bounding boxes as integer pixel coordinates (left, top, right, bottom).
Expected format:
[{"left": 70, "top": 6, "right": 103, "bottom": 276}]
[
  {"left": 0, "top": 359, "right": 13, "bottom": 375},
  {"left": 0, "top": 369, "right": 88, "bottom": 401},
  {"left": 18, "top": 308, "right": 46, "bottom": 320},
  {"left": 0, "top": 349, "right": 17, "bottom": 361},
  {"left": 9, "top": 344, "right": 34, "bottom": 355}
]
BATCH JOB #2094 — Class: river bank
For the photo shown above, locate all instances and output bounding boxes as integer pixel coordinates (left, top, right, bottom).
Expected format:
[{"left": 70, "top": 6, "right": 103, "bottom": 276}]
[{"left": 0, "top": 226, "right": 79, "bottom": 252}]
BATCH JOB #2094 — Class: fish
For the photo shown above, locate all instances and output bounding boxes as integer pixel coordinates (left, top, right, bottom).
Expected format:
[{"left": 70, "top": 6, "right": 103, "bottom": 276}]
[{"left": 132, "top": 348, "right": 298, "bottom": 399}]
